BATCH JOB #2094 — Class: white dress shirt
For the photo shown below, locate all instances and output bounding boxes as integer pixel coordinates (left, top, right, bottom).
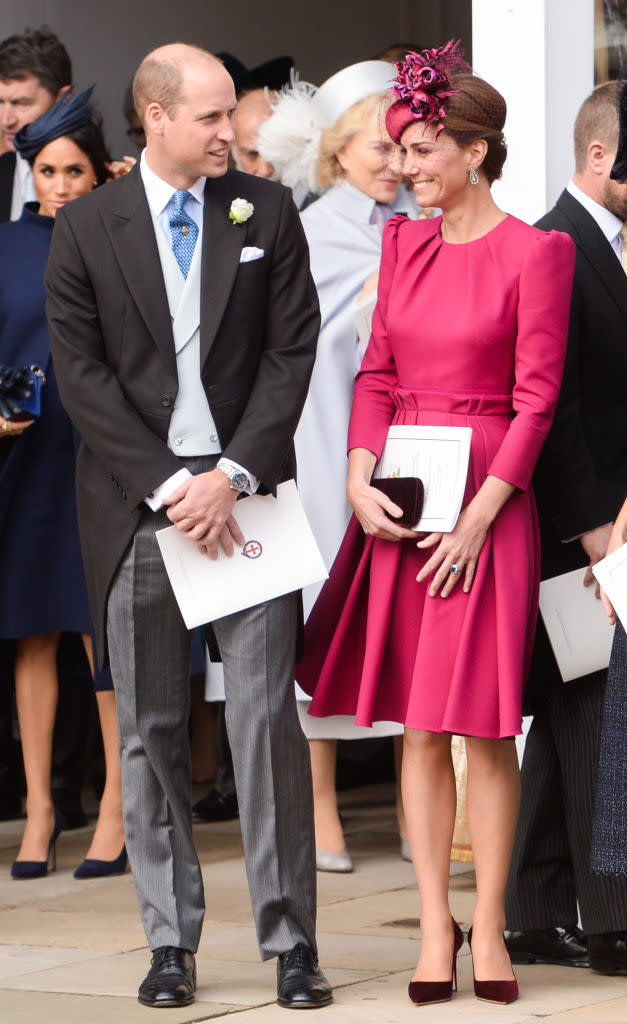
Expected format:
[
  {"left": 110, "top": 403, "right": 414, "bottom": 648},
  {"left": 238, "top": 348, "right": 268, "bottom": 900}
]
[
  {"left": 140, "top": 151, "right": 257, "bottom": 509},
  {"left": 10, "top": 152, "right": 36, "bottom": 220}
]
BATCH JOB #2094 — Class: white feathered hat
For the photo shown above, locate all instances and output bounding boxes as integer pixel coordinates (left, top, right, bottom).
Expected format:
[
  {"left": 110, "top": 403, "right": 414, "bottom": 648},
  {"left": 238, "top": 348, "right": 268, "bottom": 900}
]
[{"left": 257, "top": 61, "right": 394, "bottom": 194}]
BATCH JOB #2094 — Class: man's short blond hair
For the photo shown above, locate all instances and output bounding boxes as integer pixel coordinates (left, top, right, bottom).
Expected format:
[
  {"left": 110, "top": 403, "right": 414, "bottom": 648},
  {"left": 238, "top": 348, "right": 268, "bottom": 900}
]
[
  {"left": 133, "top": 44, "right": 221, "bottom": 122},
  {"left": 574, "top": 80, "right": 621, "bottom": 172}
]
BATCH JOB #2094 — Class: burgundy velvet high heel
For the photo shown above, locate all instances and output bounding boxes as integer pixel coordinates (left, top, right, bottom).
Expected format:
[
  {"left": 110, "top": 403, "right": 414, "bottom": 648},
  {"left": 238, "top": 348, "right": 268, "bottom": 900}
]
[
  {"left": 408, "top": 919, "right": 464, "bottom": 1006},
  {"left": 467, "top": 927, "right": 519, "bottom": 1004}
]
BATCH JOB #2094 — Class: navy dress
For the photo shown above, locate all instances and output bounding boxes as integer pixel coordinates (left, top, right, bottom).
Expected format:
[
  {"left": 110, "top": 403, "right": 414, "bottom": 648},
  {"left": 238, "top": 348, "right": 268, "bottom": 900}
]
[{"left": 0, "top": 204, "right": 91, "bottom": 640}]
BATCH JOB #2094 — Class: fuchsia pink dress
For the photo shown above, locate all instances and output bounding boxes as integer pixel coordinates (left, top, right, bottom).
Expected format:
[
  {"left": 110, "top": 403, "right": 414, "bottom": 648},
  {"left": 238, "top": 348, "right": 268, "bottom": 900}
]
[{"left": 297, "top": 214, "right": 575, "bottom": 738}]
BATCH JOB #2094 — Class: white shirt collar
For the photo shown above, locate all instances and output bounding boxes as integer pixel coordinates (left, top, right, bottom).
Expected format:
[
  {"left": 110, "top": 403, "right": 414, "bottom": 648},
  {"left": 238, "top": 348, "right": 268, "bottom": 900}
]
[
  {"left": 140, "top": 149, "right": 206, "bottom": 217},
  {"left": 10, "top": 152, "right": 34, "bottom": 220},
  {"left": 567, "top": 180, "right": 624, "bottom": 247}
]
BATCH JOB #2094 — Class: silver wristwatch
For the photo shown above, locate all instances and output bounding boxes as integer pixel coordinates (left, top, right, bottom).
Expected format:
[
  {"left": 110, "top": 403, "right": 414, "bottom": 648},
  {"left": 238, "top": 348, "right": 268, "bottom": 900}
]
[{"left": 217, "top": 459, "right": 249, "bottom": 492}]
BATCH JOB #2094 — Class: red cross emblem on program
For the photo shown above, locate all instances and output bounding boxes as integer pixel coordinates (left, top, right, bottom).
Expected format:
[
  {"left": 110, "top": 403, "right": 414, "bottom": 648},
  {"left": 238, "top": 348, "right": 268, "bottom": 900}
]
[{"left": 242, "top": 540, "right": 263, "bottom": 559}]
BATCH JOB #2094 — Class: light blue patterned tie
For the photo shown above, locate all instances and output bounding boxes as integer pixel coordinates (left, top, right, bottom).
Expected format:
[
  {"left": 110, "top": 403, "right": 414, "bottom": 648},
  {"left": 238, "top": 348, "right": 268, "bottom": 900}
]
[{"left": 169, "top": 190, "right": 198, "bottom": 278}]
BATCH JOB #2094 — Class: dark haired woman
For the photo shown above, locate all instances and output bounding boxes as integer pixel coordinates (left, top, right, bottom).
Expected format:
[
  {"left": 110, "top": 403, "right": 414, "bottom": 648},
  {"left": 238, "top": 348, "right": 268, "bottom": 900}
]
[
  {"left": 297, "top": 43, "right": 576, "bottom": 1005},
  {"left": 0, "top": 89, "right": 125, "bottom": 879}
]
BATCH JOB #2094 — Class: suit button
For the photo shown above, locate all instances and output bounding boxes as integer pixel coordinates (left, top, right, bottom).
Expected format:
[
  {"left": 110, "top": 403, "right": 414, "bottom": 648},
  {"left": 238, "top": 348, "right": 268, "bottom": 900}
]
[{"left": 160, "top": 394, "right": 173, "bottom": 408}]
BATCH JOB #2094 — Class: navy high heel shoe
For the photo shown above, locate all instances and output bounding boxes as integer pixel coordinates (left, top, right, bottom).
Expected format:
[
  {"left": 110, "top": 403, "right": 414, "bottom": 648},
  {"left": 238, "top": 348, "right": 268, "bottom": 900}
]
[
  {"left": 11, "top": 808, "right": 65, "bottom": 880},
  {"left": 73, "top": 844, "right": 128, "bottom": 879}
]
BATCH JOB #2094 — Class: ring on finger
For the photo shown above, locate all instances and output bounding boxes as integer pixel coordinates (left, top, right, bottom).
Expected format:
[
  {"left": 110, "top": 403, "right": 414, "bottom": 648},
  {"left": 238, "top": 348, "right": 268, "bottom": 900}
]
[{"left": 449, "top": 563, "right": 460, "bottom": 575}]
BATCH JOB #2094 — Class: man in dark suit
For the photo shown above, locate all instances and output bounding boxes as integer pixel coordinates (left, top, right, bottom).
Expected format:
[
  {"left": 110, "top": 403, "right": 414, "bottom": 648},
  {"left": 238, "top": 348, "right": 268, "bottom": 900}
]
[
  {"left": 0, "top": 26, "right": 72, "bottom": 222},
  {"left": 46, "top": 44, "right": 331, "bottom": 1011},
  {"left": 505, "top": 81, "right": 627, "bottom": 975}
]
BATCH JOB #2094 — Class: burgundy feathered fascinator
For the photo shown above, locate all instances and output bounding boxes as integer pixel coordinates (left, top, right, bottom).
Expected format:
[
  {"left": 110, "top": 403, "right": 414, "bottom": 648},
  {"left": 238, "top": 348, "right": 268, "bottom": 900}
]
[{"left": 386, "top": 40, "right": 471, "bottom": 143}]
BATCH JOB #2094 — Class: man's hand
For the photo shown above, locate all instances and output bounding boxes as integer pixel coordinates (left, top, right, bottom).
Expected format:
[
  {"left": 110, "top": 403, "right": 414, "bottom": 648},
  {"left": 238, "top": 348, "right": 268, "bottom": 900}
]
[
  {"left": 581, "top": 523, "right": 613, "bottom": 597},
  {"left": 105, "top": 156, "right": 136, "bottom": 180},
  {"left": 163, "top": 469, "right": 245, "bottom": 559}
]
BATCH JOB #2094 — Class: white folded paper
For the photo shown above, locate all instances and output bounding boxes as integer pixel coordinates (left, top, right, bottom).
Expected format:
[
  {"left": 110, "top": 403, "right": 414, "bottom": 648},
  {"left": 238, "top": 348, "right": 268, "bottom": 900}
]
[
  {"left": 593, "top": 541, "right": 627, "bottom": 630},
  {"left": 539, "top": 567, "right": 614, "bottom": 682},
  {"left": 355, "top": 291, "right": 377, "bottom": 365},
  {"left": 373, "top": 424, "right": 472, "bottom": 533},
  {"left": 156, "top": 480, "right": 328, "bottom": 629}
]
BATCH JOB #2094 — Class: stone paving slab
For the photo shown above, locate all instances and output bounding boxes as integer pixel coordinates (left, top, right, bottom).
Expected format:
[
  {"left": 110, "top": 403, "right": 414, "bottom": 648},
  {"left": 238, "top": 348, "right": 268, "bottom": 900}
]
[
  {"left": 0, "top": 944, "right": 108, "bottom": 982},
  {"left": 0, "top": 989, "right": 239, "bottom": 1023},
  {"left": 1, "top": 783, "right": 627, "bottom": 1022},
  {"left": 0, "top": 945, "right": 377, "bottom": 1005},
  {"left": 198, "top": 924, "right": 421, "bottom": 972},
  {"left": 549, "top": 995, "right": 627, "bottom": 1021}
]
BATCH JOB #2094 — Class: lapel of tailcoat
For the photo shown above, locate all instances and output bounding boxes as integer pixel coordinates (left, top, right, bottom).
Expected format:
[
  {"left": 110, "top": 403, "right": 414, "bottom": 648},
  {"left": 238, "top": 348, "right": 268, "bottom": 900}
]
[
  {"left": 556, "top": 189, "right": 627, "bottom": 324},
  {"left": 200, "top": 172, "right": 248, "bottom": 367},
  {"left": 101, "top": 164, "right": 176, "bottom": 373}
]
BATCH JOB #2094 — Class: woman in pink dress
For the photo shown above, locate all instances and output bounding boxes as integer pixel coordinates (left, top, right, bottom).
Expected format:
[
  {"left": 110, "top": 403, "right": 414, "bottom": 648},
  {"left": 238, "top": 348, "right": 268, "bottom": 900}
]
[{"left": 297, "top": 43, "right": 575, "bottom": 1006}]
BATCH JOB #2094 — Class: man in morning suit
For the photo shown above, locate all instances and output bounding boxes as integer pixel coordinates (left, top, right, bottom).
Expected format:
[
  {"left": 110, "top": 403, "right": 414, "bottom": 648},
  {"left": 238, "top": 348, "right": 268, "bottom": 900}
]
[
  {"left": 46, "top": 44, "right": 332, "bottom": 1010},
  {"left": 505, "top": 81, "right": 627, "bottom": 975},
  {"left": 0, "top": 26, "right": 72, "bottom": 221}
]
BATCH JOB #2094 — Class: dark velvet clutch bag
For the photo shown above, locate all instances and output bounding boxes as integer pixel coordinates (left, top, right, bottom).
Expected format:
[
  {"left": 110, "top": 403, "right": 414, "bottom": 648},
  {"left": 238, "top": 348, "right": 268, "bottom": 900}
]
[{"left": 371, "top": 477, "right": 424, "bottom": 528}]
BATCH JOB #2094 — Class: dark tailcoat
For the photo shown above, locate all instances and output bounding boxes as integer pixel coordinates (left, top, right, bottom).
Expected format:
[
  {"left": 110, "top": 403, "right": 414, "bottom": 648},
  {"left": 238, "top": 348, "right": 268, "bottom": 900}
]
[
  {"left": 506, "top": 189, "right": 627, "bottom": 934},
  {"left": 527, "top": 190, "right": 627, "bottom": 702},
  {"left": 0, "top": 152, "right": 16, "bottom": 224},
  {"left": 45, "top": 164, "right": 320, "bottom": 665}
]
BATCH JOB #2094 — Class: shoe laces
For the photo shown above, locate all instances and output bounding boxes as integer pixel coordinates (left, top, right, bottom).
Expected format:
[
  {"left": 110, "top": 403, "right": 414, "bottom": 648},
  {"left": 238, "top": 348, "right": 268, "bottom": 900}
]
[
  {"left": 151, "top": 946, "right": 187, "bottom": 973},
  {"left": 281, "top": 943, "right": 316, "bottom": 972}
]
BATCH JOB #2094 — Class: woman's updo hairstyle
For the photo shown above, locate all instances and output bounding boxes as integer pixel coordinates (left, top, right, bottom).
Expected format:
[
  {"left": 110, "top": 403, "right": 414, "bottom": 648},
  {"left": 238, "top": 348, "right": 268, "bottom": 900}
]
[{"left": 442, "top": 72, "right": 507, "bottom": 184}]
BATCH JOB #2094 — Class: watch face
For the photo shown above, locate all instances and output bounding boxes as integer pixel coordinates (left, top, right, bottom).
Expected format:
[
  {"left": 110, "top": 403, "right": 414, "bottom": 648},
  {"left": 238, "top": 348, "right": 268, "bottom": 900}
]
[{"left": 231, "top": 471, "right": 248, "bottom": 491}]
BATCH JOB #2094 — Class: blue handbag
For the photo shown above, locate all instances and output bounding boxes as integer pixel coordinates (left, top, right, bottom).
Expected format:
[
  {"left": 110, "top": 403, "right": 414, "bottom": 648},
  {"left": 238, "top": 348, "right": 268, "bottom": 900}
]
[
  {"left": 19, "top": 365, "right": 46, "bottom": 417},
  {"left": 0, "top": 363, "right": 46, "bottom": 420}
]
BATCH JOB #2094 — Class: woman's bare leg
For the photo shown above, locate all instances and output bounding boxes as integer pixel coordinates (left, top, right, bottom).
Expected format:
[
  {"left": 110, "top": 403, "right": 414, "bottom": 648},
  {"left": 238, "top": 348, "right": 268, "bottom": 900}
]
[
  {"left": 403, "top": 728, "right": 457, "bottom": 980},
  {"left": 309, "top": 738, "right": 345, "bottom": 852},
  {"left": 81, "top": 635, "right": 125, "bottom": 861},
  {"left": 393, "top": 734, "right": 407, "bottom": 842},
  {"left": 14, "top": 633, "right": 60, "bottom": 861},
  {"left": 465, "top": 735, "right": 520, "bottom": 981}
]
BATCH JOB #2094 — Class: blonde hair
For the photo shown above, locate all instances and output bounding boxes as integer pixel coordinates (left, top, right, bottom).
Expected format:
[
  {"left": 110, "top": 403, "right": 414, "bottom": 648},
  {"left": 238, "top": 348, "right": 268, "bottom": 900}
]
[
  {"left": 317, "top": 91, "right": 387, "bottom": 188},
  {"left": 133, "top": 45, "right": 221, "bottom": 122},
  {"left": 574, "top": 80, "right": 620, "bottom": 173}
]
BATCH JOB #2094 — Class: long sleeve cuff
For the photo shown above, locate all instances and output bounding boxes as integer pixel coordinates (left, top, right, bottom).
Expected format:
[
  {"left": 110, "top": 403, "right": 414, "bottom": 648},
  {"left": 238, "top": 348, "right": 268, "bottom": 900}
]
[{"left": 145, "top": 468, "right": 192, "bottom": 511}]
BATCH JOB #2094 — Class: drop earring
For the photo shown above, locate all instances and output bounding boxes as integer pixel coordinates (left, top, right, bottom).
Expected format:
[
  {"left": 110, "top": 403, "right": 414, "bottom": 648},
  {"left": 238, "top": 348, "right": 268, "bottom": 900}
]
[{"left": 469, "top": 166, "right": 480, "bottom": 185}]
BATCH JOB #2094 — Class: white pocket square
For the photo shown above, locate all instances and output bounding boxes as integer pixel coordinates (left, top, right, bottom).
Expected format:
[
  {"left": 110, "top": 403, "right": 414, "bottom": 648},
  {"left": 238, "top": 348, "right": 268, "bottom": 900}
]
[{"left": 240, "top": 246, "right": 265, "bottom": 263}]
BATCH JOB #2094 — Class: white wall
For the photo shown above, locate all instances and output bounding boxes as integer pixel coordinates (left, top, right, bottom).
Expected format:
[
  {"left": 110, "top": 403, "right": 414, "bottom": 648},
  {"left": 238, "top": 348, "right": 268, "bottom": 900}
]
[{"left": 473, "top": 0, "right": 594, "bottom": 223}]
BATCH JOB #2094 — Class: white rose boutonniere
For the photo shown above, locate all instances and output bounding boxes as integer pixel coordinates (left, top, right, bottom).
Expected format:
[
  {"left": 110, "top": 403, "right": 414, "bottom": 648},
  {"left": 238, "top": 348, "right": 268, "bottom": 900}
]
[{"left": 229, "top": 198, "right": 254, "bottom": 225}]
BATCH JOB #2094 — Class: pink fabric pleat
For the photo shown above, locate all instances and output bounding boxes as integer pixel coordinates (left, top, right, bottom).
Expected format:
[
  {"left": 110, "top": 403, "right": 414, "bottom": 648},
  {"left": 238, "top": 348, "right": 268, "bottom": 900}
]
[{"left": 297, "top": 389, "right": 539, "bottom": 738}]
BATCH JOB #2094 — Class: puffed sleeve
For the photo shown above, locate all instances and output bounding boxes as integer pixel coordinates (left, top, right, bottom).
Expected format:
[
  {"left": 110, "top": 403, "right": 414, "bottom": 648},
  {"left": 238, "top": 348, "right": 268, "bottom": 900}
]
[
  {"left": 487, "top": 229, "right": 575, "bottom": 490},
  {"left": 346, "top": 215, "right": 404, "bottom": 456}
]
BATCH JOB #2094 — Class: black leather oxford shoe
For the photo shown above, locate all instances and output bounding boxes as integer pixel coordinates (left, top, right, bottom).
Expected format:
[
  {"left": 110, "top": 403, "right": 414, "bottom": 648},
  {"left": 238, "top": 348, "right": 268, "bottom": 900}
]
[
  {"left": 277, "top": 943, "right": 333, "bottom": 1009},
  {"left": 138, "top": 946, "right": 196, "bottom": 1008},
  {"left": 504, "top": 927, "right": 590, "bottom": 967},
  {"left": 589, "top": 931, "right": 627, "bottom": 975},
  {"left": 192, "top": 788, "right": 239, "bottom": 822}
]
